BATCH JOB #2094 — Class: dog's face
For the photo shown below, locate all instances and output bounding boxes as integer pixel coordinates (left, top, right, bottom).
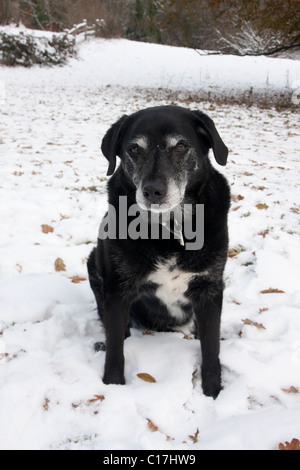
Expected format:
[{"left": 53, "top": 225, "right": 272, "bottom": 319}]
[{"left": 101, "top": 106, "right": 228, "bottom": 212}]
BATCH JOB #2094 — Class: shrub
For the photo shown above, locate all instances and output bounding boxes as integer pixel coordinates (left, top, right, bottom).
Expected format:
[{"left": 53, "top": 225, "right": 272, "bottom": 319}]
[{"left": 0, "top": 31, "right": 76, "bottom": 67}]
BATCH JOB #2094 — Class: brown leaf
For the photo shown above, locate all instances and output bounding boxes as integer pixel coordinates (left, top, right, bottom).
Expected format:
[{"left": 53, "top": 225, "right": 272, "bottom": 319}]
[
  {"left": 259, "top": 307, "right": 269, "bottom": 314},
  {"left": 258, "top": 229, "right": 269, "bottom": 238},
  {"left": 189, "top": 428, "right": 199, "bottom": 443},
  {"left": 279, "top": 439, "right": 300, "bottom": 450},
  {"left": 256, "top": 203, "right": 269, "bottom": 210},
  {"left": 71, "top": 276, "right": 87, "bottom": 284},
  {"left": 55, "top": 258, "right": 66, "bottom": 272},
  {"left": 281, "top": 386, "right": 299, "bottom": 394},
  {"left": 87, "top": 394, "right": 105, "bottom": 403},
  {"left": 242, "top": 318, "right": 266, "bottom": 330},
  {"left": 261, "top": 288, "right": 285, "bottom": 294},
  {"left": 43, "top": 398, "right": 50, "bottom": 411},
  {"left": 146, "top": 418, "right": 159, "bottom": 432},
  {"left": 137, "top": 373, "right": 156, "bottom": 383},
  {"left": 228, "top": 248, "right": 241, "bottom": 258},
  {"left": 231, "top": 194, "right": 244, "bottom": 202},
  {"left": 41, "top": 224, "right": 54, "bottom": 234},
  {"left": 16, "top": 264, "right": 23, "bottom": 273}
]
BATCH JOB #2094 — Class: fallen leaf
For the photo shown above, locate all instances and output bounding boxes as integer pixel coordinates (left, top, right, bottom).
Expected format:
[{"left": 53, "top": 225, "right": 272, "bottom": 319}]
[
  {"left": 261, "top": 288, "right": 285, "bottom": 294},
  {"left": 146, "top": 418, "right": 159, "bottom": 432},
  {"left": 182, "top": 333, "right": 193, "bottom": 340},
  {"left": 87, "top": 394, "right": 105, "bottom": 403},
  {"left": 281, "top": 386, "right": 299, "bottom": 394},
  {"left": 43, "top": 398, "right": 50, "bottom": 411},
  {"left": 242, "top": 318, "right": 266, "bottom": 330},
  {"left": 259, "top": 307, "right": 269, "bottom": 314},
  {"left": 16, "top": 264, "right": 23, "bottom": 273},
  {"left": 258, "top": 229, "right": 269, "bottom": 238},
  {"left": 231, "top": 194, "right": 244, "bottom": 202},
  {"left": 137, "top": 373, "right": 156, "bottom": 383},
  {"left": 55, "top": 258, "right": 66, "bottom": 272},
  {"left": 41, "top": 224, "right": 54, "bottom": 234},
  {"left": 256, "top": 203, "right": 269, "bottom": 210},
  {"left": 290, "top": 206, "right": 300, "bottom": 214},
  {"left": 71, "top": 276, "right": 87, "bottom": 283},
  {"left": 189, "top": 428, "right": 200, "bottom": 444},
  {"left": 279, "top": 439, "right": 300, "bottom": 450},
  {"left": 228, "top": 248, "right": 241, "bottom": 258}
]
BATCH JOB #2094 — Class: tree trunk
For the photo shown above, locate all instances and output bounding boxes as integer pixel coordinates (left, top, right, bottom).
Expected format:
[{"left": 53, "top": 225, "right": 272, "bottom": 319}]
[{"left": 1, "top": 0, "right": 21, "bottom": 24}]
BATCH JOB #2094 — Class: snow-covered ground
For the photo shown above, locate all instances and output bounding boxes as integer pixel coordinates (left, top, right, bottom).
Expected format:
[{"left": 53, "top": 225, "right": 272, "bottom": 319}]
[{"left": 0, "top": 32, "right": 300, "bottom": 450}]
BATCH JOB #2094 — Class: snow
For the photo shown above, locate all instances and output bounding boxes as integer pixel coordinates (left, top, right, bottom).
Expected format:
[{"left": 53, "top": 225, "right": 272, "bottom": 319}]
[{"left": 0, "top": 30, "right": 300, "bottom": 450}]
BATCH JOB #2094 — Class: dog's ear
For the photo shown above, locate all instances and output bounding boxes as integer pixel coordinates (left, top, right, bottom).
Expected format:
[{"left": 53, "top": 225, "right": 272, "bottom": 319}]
[
  {"left": 101, "top": 115, "right": 128, "bottom": 176},
  {"left": 193, "top": 111, "right": 228, "bottom": 166}
]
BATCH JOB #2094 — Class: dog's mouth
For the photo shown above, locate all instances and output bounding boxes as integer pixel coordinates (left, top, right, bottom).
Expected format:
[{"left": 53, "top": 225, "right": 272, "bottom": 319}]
[{"left": 136, "top": 201, "right": 179, "bottom": 214}]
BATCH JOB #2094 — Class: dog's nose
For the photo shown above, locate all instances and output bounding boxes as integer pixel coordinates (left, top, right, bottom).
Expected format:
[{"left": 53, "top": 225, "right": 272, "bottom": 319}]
[{"left": 142, "top": 181, "right": 166, "bottom": 204}]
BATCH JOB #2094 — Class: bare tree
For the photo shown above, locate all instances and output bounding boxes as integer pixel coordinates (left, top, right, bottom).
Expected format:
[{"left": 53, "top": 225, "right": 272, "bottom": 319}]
[
  {"left": 0, "top": 0, "right": 20, "bottom": 24},
  {"left": 215, "top": 20, "right": 287, "bottom": 56}
]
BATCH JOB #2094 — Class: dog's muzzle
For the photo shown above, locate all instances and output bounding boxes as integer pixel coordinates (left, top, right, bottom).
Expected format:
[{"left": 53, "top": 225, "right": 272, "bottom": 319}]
[{"left": 142, "top": 180, "right": 167, "bottom": 205}]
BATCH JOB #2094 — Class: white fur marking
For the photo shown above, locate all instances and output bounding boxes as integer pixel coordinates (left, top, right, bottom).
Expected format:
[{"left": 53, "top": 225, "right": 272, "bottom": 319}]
[
  {"left": 165, "top": 135, "right": 186, "bottom": 148},
  {"left": 134, "top": 136, "right": 148, "bottom": 149},
  {"left": 147, "top": 258, "right": 196, "bottom": 320}
]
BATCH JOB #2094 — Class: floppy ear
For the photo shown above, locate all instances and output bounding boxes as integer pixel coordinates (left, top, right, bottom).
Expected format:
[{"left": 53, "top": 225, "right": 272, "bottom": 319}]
[
  {"left": 101, "top": 115, "right": 128, "bottom": 176},
  {"left": 193, "top": 111, "right": 228, "bottom": 166}
]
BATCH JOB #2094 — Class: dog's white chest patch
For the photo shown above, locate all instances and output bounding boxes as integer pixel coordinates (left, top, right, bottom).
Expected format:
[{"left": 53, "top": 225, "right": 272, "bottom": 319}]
[{"left": 147, "top": 258, "right": 196, "bottom": 320}]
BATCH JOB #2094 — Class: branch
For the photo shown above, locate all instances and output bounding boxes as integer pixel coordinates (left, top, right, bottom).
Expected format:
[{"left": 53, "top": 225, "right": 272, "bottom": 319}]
[{"left": 194, "top": 41, "right": 300, "bottom": 57}]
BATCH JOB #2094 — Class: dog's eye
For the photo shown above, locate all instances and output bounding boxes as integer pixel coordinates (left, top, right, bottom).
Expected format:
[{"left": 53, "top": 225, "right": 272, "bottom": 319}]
[
  {"left": 129, "top": 144, "right": 140, "bottom": 155},
  {"left": 175, "top": 142, "right": 187, "bottom": 152}
]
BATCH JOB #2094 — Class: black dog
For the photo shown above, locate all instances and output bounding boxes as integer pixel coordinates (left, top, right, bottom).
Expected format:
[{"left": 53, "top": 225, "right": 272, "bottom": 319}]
[{"left": 88, "top": 106, "right": 230, "bottom": 398}]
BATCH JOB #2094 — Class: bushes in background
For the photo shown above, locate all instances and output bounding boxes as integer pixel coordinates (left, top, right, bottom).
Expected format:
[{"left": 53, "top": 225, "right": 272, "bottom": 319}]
[{"left": 0, "top": 30, "right": 76, "bottom": 66}]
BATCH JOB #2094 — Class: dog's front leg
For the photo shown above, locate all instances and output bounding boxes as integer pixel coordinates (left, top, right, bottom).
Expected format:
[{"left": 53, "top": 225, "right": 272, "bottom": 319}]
[
  {"left": 102, "top": 297, "right": 130, "bottom": 385},
  {"left": 190, "top": 280, "right": 223, "bottom": 399}
]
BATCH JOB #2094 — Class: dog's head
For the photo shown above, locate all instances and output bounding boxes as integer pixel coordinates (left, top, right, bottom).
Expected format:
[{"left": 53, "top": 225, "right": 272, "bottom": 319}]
[{"left": 101, "top": 106, "right": 228, "bottom": 213}]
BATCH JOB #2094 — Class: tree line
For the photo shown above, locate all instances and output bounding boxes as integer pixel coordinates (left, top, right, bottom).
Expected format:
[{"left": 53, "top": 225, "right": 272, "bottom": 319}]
[{"left": 0, "top": 0, "right": 299, "bottom": 56}]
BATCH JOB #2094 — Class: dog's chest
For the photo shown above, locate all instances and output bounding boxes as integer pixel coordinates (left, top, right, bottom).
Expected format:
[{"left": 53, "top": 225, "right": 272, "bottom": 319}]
[{"left": 147, "top": 258, "right": 195, "bottom": 319}]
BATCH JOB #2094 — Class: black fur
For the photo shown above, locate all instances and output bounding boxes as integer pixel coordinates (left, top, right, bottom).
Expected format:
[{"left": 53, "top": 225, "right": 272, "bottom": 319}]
[{"left": 88, "top": 106, "right": 230, "bottom": 398}]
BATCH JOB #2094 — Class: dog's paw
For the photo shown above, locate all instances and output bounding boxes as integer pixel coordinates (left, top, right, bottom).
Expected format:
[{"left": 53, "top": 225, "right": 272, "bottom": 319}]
[
  {"left": 103, "top": 372, "right": 125, "bottom": 385},
  {"left": 201, "top": 365, "right": 222, "bottom": 399},
  {"left": 202, "top": 380, "right": 222, "bottom": 399}
]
